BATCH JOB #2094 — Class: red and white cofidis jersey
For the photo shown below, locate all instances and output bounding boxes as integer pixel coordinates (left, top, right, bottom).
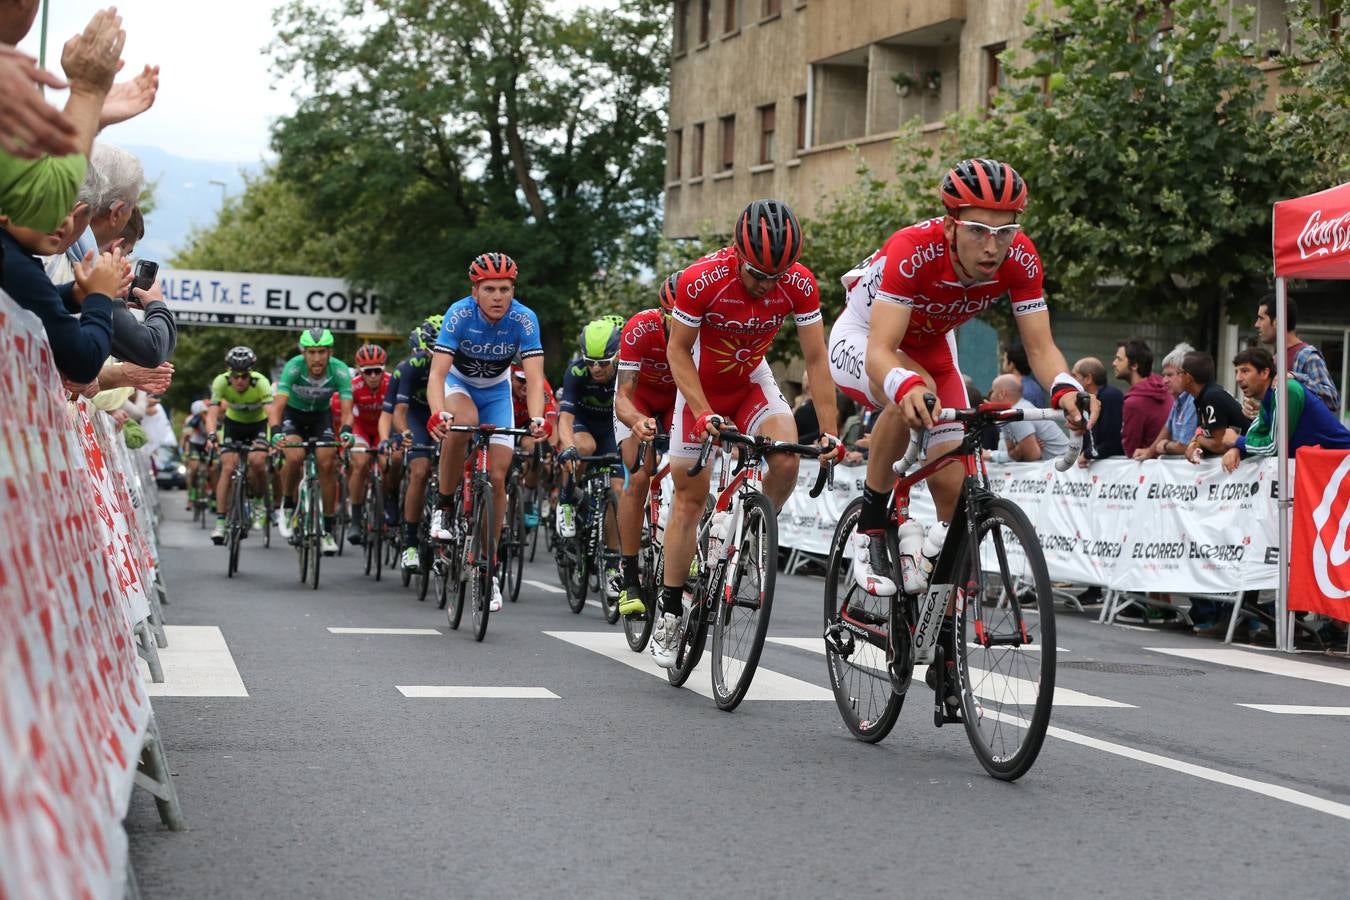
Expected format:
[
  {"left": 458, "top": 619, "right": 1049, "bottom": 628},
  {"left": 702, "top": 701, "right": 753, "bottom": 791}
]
[
  {"left": 672, "top": 246, "right": 821, "bottom": 396},
  {"left": 618, "top": 308, "right": 675, "bottom": 396},
  {"left": 510, "top": 367, "right": 557, "bottom": 427},
  {"left": 331, "top": 372, "right": 390, "bottom": 432},
  {"left": 841, "top": 217, "right": 1046, "bottom": 346}
]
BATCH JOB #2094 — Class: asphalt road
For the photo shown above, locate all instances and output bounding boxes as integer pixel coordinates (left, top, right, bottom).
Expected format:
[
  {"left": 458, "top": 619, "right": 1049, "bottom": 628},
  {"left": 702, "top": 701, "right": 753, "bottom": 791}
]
[{"left": 128, "top": 499, "right": 1350, "bottom": 899}]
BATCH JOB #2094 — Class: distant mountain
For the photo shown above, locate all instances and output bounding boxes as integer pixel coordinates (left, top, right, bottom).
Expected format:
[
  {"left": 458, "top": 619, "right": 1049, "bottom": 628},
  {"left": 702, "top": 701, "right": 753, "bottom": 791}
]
[{"left": 124, "top": 144, "right": 262, "bottom": 263}]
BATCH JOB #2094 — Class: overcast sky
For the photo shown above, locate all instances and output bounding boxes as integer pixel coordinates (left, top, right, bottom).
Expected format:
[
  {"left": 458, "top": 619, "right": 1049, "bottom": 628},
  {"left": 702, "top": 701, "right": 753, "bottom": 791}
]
[{"left": 18, "top": 0, "right": 614, "bottom": 164}]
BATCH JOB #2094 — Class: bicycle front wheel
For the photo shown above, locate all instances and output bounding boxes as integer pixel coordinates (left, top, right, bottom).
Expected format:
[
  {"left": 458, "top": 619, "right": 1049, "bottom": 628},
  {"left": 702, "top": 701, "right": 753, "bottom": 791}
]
[
  {"left": 710, "top": 492, "right": 778, "bottom": 711},
  {"left": 822, "top": 498, "right": 903, "bottom": 743},
  {"left": 951, "top": 497, "right": 1056, "bottom": 781},
  {"left": 469, "top": 478, "right": 494, "bottom": 642},
  {"left": 624, "top": 525, "right": 660, "bottom": 653},
  {"left": 598, "top": 489, "right": 621, "bottom": 625},
  {"left": 308, "top": 485, "right": 323, "bottom": 590}
]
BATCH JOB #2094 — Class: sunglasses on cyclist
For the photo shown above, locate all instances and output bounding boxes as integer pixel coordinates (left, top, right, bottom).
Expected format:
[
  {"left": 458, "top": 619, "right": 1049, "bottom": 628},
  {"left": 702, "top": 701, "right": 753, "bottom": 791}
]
[
  {"left": 741, "top": 261, "right": 784, "bottom": 282},
  {"left": 228, "top": 370, "right": 251, "bottom": 380},
  {"left": 584, "top": 358, "right": 615, "bottom": 369},
  {"left": 360, "top": 366, "right": 385, "bottom": 376},
  {"left": 952, "top": 219, "right": 1021, "bottom": 247}
]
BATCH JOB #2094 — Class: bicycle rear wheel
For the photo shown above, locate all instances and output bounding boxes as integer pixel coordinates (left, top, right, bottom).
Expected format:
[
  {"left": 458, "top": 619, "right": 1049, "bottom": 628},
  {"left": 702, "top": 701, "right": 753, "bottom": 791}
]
[
  {"left": 823, "top": 498, "right": 903, "bottom": 743},
  {"left": 296, "top": 489, "right": 310, "bottom": 584},
  {"left": 623, "top": 525, "right": 659, "bottom": 653},
  {"left": 502, "top": 482, "right": 524, "bottom": 603},
  {"left": 469, "top": 477, "right": 494, "bottom": 642},
  {"left": 560, "top": 532, "right": 588, "bottom": 614},
  {"left": 951, "top": 497, "right": 1056, "bottom": 781},
  {"left": 262, "top": 478, "right": 273, "bottom": 548},
  {"left": 598, "top": 489, "right": 621, "bottom": 624},
  {"left": 710, "top": 492, "right": 777, "bottom": 712}
]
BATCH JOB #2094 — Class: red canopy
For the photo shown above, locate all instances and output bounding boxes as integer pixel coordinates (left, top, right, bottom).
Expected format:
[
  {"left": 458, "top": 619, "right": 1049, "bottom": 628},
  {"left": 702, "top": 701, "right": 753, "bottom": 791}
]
[{"left": 1273, "top": 181, "right": 1350, "bottom": 279}]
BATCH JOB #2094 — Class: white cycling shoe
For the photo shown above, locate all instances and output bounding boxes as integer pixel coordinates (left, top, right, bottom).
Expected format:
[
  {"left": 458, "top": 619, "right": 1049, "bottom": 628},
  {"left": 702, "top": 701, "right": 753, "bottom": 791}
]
[
  {"left": 850, "top": 531, "right": 897, "bottom": 597},
  {"left": 490, "top": 577, "right": 503, "bottom": 612},
  {"left": 650, "top": 612, "right": 683, "bottom": 669}
]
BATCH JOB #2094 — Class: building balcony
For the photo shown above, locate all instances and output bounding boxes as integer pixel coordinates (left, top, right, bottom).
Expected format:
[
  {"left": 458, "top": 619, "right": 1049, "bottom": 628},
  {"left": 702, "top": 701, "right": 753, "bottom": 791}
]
[{"left": 805, "top": 0, "right": 966, "bottom": 64}]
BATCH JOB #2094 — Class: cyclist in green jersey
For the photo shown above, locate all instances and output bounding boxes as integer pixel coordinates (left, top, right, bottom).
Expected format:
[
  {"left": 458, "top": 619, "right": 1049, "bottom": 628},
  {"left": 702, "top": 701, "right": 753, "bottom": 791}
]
[
  {"left": 206, "top": 346, "right": 274, "bottom": 543},
  {"left": 268, "top": 328, "right": 355, "bottom": 555}
]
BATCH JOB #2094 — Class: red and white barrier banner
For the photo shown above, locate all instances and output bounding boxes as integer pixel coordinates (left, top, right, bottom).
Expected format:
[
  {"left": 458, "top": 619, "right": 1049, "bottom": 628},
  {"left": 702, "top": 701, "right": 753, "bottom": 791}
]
[
  {"left": 0, "top": 293, "right": 152, "bottom": 900},
  {"left": 773, "top": 456, "right": 1280, "bottom": 595},
  {"left": 1290, "top": 447, "right": 1350, "bottom": 620}
]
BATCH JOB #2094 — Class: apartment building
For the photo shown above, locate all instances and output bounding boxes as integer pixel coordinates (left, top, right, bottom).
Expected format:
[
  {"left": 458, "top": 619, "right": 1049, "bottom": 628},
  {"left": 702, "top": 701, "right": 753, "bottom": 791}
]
[{"left": 664, "top": 0, "right": 1296, "bottom": 238}]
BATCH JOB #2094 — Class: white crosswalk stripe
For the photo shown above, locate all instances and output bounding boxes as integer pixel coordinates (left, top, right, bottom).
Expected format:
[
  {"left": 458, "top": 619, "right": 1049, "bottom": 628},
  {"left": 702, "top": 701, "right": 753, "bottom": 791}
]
[
  {"left": 139, "top": 625, "right": 248, "bottom": 697},
  {"left": 524, "top": 579, "right": 567, "bottom": 594},
  {"left": 1148, "top": 647, "right": 1350, "bottom": 689},
  {"left": 396, "top": 686, "right": 560, "bottom": 699},
  {"left": 766, "top": 637, "right": 1133, "bottom": 708},
  {"left": 1236, "top": 704, "right": 1350, "bottom": 716},
  {"left": 328, "top": 627, "right": 441, "bottom": 635},
  {"left": 545, "top": 631, "right": 832, "bottom": 701}
]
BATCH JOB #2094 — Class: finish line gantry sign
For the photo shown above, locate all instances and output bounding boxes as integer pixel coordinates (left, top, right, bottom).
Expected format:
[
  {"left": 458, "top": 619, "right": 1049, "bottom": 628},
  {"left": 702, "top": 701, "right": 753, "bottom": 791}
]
[{"left": 157, "top": 269, "right": 396, "bottom": 336}]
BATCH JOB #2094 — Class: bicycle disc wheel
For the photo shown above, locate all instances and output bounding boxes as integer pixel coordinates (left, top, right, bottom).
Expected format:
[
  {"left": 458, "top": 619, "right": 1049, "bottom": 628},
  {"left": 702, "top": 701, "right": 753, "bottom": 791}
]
[
  {"left": 624, "top": 527, "right": 659, "bottom": 653},
  {"left": 470, "top": 479, "right": 494, "bottom": 642},
  {"left": 951, "top": 497, "right": 1056, "bottom": 781},
  {"left": 710, "top": 492, "right": 778, "bottom": 712},
  {"left": 823, "top": 497, "right": 903, "bottom": 743}
]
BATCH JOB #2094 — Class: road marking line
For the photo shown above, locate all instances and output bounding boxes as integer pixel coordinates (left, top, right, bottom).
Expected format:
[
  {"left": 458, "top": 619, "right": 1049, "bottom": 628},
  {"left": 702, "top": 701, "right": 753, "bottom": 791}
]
[
  {"left": 546, "top": 631, "right": 832, "bottom": 701},
  {"left": 1018, "top": 713, "right": 1350, "bottom": 822},
  {"left": 327, "top": 627, "right": 441, "bottom": 635},
  {"left": 586, "top": 600, "right": 603, "bottom": 611},
  {"left": 1148, "top": 647, "right": 1350, "bottom": 689},
  {"left": 766, "top": 637, "right": 1131, "bottom": 708},
  {"left": 396, "top": 686, "right": 560, "bottom": 699},
  {"left": 139, "top": 625, "right": 248, "bottom": 697},
  {"left": 525, "top": 579, "right": 567, "bottom": 594},
  {"left": 1237, "top": 704, "right": 1350, "bottom": 716}
]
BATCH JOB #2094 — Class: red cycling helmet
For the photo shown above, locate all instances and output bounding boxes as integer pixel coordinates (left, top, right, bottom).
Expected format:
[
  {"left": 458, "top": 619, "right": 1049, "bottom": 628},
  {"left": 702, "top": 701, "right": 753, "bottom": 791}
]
[
  {"left": 468, "top": 252, "right": 518, "bottom": 283},
  {"left": 354, "top": 343, "right": 387, "bottom": 368},
  {"left": 658, "top": 271, "right": 680, "bottom": 313},
  {"left": 733, "top": 199, "right": 803, "bottom": 277},
  {"left": 940, "top": 158, "right": 1027, "bottom": 214}
]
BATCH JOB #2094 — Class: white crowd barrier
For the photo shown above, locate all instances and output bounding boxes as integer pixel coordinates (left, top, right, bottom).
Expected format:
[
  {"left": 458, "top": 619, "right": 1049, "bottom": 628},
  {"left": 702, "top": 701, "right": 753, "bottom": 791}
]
[
  {"left": 774, "top": 456, "right": 1280, "bottom": 594},
  {"left": 0, "top": 292, "right": 179, "bottom": 900}
]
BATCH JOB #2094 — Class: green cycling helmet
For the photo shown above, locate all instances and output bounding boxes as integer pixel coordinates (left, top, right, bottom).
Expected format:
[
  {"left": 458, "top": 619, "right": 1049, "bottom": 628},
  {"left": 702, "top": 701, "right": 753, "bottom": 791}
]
[
  {"left": 577, "top": 317, "right": 621, "bottom": 362},
  {"left": 298, "top": 327, "right": 335, "bottom": 349}
]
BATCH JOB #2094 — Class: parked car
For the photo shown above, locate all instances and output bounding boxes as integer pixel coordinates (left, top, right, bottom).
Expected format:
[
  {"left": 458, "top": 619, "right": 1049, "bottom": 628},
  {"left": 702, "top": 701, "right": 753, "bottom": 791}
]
[{"left": 153, "top": 445, "right": 187, "bottom": 490}]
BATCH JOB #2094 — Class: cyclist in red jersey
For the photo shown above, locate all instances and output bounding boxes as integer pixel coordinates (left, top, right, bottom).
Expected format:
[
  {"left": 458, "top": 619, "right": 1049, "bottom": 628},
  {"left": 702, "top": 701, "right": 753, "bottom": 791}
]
[
  {"left": 651, "top": 199, "right": 844, "bottom": 668},
  {"left": 827, "top": 158, "right": 1096, "bottom": 597},
  {"left": 510, "top": 364, "right": 557, "bottom": 526},
  {"left": 612, "top": 272, "right": 680, "bottom": 618},
  {"left": 332, "top": 343, "right": 398, "bottom": 543}
]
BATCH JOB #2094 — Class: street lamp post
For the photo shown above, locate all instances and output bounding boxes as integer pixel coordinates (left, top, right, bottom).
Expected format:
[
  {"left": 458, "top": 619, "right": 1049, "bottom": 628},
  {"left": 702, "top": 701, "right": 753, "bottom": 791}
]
[{"left": 208, "top": 179, "right": 228, "bottom": 206}]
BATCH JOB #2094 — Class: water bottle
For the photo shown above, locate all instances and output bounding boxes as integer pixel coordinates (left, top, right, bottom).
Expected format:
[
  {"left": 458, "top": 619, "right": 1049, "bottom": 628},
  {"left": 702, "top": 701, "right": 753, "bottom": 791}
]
[
  {"left": 896, "top": 519, "right": 925, "bottom": 594},
  {"left": 918, "top": 521, "right": 949, "bottom": 585},
  {"left": 707, "top": 510, "right": 731, "bottom": 560}
]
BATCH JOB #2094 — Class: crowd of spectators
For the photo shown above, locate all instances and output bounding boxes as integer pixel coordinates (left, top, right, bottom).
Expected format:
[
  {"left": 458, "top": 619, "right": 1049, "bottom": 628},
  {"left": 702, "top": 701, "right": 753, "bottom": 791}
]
[{"left": 0, "top": 5, "right": 175, "bottom": 442}]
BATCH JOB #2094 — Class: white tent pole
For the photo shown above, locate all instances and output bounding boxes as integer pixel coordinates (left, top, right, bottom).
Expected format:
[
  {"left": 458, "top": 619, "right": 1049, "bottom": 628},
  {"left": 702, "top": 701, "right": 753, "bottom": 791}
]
[{"left": 1275, "top": 278, "right": 1292, "bottom": 652}]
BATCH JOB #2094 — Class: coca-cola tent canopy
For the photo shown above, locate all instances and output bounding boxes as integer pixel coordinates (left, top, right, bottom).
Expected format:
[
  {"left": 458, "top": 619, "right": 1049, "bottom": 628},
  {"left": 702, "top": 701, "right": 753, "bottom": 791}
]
[{"left": 1273, "top": 181, "right": 1350, "bottom": 279}]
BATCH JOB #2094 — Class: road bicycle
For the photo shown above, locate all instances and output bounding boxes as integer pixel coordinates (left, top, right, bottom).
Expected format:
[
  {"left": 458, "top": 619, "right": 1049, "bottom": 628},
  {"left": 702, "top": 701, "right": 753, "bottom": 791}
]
[
  {"left": 555, "top": 453, "right": 623, "bottom": 623},
  {"left": 385, "top": 443, "right": 439, "bottom": 588},
  {"left": 667, "top": 429, "right": 832, "bottom": 711},
  {"left": 498, "top": 444, "right": 542, "bottom": 604},
  {"left": 439, "top": 424, "right": 531, "bottom": 641},
  {"left": 821, "top": 396, "right": 1087, "bottom": 780},
  {"left": 219, "top": 440, "right": 268, "bottom": 577},
  {"left": 620, "top": 438, "right": 668, "bottom": 653},
  {"left": 188, "top": 445, "right": 216, "bottom": 527},
  {"left": 333, "top": 447, "right": 351, "bottom": 555},
  {"left": 289, "top": 438, "right": 342, "bottom": 590},
  {"left": 352, "top": 445, "right": 384, "bottom": 580}
]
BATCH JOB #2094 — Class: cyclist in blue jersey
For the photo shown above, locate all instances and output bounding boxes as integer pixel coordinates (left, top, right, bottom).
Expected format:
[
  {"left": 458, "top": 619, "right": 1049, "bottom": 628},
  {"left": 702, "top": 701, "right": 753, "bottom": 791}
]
[
  {"left": 428, "top": 252, "right": 550, "bottom": 610},
  {"left": 386, "top": 319, "right": 440, "bottom": 572}
]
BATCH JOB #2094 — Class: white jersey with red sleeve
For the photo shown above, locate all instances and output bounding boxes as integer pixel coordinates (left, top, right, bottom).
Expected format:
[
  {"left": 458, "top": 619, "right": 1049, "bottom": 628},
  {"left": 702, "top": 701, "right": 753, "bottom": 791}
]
[
  {"left": 671, "top": 245, "right": 821, "bottom": 400},
  {"left": 841, "top": 217, "right": 1046, "bottom": 348}
]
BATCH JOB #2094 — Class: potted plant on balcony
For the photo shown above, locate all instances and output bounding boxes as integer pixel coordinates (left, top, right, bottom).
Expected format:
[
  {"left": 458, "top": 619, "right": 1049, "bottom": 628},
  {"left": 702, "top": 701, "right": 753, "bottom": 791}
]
[
  {"left": 923, "top": 70, "right": 942, "bottom": 94},
  {"left": 891, "top": 71, "right": 916, "bottom": 97}
]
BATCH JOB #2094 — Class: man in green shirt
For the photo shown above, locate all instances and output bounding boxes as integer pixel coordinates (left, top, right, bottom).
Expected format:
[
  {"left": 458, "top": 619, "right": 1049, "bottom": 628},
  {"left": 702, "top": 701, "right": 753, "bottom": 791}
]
[
  {"left": 206, "top": 346, "right": 274, "bottom": 543},
  {"left": 268, "top": 328, "right": 354, "bottom": 555}
]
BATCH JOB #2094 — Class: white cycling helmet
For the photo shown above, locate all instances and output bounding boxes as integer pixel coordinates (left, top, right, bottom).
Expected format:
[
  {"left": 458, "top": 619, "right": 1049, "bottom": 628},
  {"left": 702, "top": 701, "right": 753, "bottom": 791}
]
[{"left": 190, "top": 400, "right": 208, "bottom": 415}]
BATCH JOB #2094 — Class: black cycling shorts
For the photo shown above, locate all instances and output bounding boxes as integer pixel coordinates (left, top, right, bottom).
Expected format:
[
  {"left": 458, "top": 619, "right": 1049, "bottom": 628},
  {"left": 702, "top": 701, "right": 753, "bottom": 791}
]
[
  {"left": 222, "top": 418, "right": 267, "bottom": 445},
  {"left": 281, "top": 405, "right": 335, "bottom": 442}
]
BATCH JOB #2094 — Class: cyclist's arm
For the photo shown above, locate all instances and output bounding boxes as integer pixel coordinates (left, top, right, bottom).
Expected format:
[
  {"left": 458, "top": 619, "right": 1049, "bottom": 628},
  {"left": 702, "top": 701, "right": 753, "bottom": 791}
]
[
  {"left": 614, "top": 368, "right": 642, "bottom": 429},
  {"left": 667, "top": 319, "right": 712, "bottom": 420},
  {"left": 378, "top": 410, "right": 393, "bottom": 443},
  {"left": 799, "top": 320, "right": 838, "bottom": 438},
  {"left": 268, "top": 391, "right": 289, "bottom": 430},
  {"left": 557, "top": 410, "right": 577, "bottom": 450},
  {"left": 428, "top": 351, "right": 452, "bottom": 419},
  {"left": 204, "top": 401, "right": 220, "bottom": 436},
  {"left": 392, "top": 402, "right": 410, "bottom": 435},
  {"left": 521, "top": 353, "right": 546, "bottom": 422}
]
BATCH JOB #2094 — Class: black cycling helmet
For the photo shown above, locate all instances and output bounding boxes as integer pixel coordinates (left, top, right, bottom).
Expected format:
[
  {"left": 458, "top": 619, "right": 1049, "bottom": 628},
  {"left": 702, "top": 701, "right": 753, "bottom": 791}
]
[
  {"left": 225, "top": 346, "right": 256, "bottom": 370},
  {"left": 733, "top": 199, "right": 803, "bottom": 277}
]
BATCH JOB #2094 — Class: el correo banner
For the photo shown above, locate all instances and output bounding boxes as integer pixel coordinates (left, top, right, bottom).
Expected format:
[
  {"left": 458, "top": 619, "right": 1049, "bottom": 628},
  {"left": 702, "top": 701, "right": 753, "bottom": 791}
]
[{"left": 156, "top": 269, "right": 395, "bottom": 335}]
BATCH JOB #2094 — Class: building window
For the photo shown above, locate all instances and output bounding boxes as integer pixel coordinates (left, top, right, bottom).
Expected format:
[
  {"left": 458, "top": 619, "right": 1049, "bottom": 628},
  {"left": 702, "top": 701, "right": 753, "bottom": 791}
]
[
  {"left": 670, "top": 129, "right": 683, "bottom": 180},
  {"left": 720, "top": 114, "right": 736, "bottom": 171},
  {"left": 758, "top": 103, "right": 776, "bottom": 163},
  {"left": 763, "top": 0, "right": 782, "bottom": 18},
  {"left": 794, "top": 94, "right": 807, "bottom": 152},
  {"left": 985, "top": 43, "right": 1007, "bottom": 111},
  {"left": 692, "top": 122, "right": 705, "bottom": 176},
  {"left": 699, "top": 0, "right": 711, "bottom": 44},
  {"left": 674, "top": 0, "right": 688, "bottom": 53},
  {"left": 724, "top": 0, "right": 738, "bottom": 33}
]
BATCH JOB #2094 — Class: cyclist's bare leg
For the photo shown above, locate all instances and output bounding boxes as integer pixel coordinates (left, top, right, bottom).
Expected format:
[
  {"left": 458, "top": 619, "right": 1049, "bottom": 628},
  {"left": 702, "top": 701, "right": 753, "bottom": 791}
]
[
  {"left": 349, "top": 445, "right": 372, "bottom": 510},
  {"left": 382, "top": 447, "right": 403, "bottom": 496},
  {"left": 280, "top": 437, "right": 304, "bottom": 501},
  {"left": 438, "top": 393, "right": 477, "bottom": 501},
  {"left": 247, "top": 450, "right": 268, "bottom": 495},
  {"left": 616, "top": 434, "right": 650, "bottom": 558},
  {"left": 405, "top": 457, "right": 430, "bottom": 522},
  {"left": 316, "top": 447, "right": 339, "bottom": 515},
  {"left": 662, "top": 461, "right": 712, "bottom": 595},
  {"left": 217, "top": 451, "right": 238, "bottom": 515},
  {"left": 753, "top": 412, "right": 799, "bottom": 510},
  {"left": 488, "top": 442, "right": 512, "bottom": 549},
  {"left": 567, "top": 430, "right": 598, "bottom": 503}
]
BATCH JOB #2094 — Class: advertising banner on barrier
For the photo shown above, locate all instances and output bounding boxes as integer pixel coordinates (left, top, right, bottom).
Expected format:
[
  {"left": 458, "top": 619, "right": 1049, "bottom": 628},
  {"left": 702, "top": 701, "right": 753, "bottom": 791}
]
[
  {"left": 0, "top": 293, "right": 151, "bottom": 900},
  {"left": 773, "top": 456, "right": 1280, "bottom": 595},
  {"left": 1290, "top": 446, "right": 1350, "bottom": 619},
  {"left": 156, "top": 268, "right": 396, "bottom": 335}
]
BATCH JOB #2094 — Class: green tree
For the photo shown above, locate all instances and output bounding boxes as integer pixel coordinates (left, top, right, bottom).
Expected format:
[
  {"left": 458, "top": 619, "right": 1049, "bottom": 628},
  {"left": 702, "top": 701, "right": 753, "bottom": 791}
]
[
  {"left": 267, "top": 0, "right": 668, "bottom": 345},
  {"left": 1279, "top": 0, "right": 1350, "bottom": 189}
]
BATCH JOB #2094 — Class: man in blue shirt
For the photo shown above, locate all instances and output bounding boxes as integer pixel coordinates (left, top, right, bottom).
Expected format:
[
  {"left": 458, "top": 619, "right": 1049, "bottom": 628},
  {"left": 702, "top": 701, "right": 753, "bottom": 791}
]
[{"left": 426, "top": 252, "right": 549, "bottom": 611}]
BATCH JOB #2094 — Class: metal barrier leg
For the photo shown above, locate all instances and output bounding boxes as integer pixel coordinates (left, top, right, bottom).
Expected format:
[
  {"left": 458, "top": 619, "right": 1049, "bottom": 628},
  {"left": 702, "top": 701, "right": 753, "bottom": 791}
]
[
  {"left": 148, "top": 570, "right": 168, "bottom": 648},
  {"left": 135, "top": 621, "right": 164, "bottom": 683},
  {"left": 1224, "top": 595, "right": 1243, "bottom": 644},
  {"left": 124, "top": 852, "right": 142, "bottom": 900},
  {"left": 134, "top": 713, "right": 187, "bottom": 831},
  {"left": 155, "top": 568, "right": 170, "bottom": 608}
]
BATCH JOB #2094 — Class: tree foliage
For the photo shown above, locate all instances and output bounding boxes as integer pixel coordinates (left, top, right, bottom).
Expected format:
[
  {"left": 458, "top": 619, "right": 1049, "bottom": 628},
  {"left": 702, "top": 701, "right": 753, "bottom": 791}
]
[{"left": 1279, "top": 0, "right": 1350, "bottom": 188}]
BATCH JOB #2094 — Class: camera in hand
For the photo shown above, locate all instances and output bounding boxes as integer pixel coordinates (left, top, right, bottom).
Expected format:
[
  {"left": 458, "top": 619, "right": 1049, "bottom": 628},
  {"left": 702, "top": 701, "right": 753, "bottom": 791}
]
[{"left": 127, "top": 259, "right": 159, "bottom": 304}]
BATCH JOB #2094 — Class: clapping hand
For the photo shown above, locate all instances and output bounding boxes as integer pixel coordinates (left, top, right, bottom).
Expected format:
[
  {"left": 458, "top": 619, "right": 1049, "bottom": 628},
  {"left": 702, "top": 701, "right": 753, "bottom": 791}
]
[{"left": 0, "top": 48, "right": 79, "bottom": 158}]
